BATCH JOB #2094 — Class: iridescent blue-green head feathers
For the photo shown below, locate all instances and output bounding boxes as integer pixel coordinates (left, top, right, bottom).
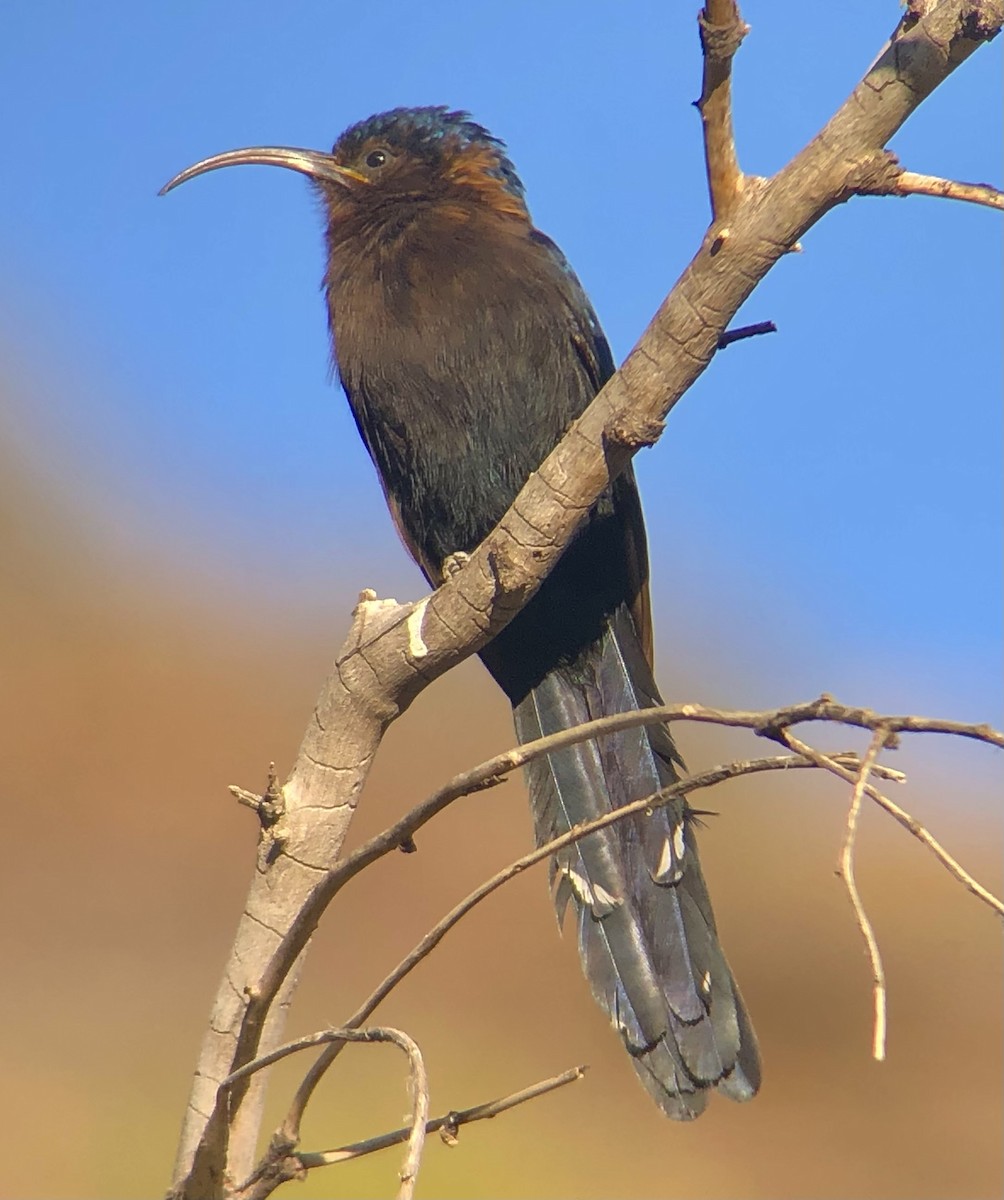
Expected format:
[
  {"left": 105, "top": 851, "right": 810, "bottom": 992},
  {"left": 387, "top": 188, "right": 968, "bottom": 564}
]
[
  {"left": 334, "top": 107, "right": 525, "bottom": 202},
  {"left": 329, "top": 106, "right": 530, "bottom": 220}
]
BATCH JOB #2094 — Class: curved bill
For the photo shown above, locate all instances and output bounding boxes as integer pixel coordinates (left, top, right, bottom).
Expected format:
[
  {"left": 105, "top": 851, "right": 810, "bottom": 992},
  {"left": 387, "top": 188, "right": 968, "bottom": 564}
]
[{"left": 159, "top": 146, "right": 367, "bottom": 196}]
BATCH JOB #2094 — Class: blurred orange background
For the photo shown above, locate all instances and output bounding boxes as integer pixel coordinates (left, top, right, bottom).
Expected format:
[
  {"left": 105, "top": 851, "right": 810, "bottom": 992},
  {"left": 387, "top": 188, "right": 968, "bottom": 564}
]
[{"left": 1, "top": 371, "right": 1000, "bottom": 1200}]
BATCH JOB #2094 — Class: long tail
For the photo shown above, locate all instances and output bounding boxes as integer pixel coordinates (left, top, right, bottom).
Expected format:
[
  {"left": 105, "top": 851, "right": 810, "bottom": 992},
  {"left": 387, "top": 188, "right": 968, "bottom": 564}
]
[{"left": 512, "top": 604, "right": 760, "bottom": 1119}]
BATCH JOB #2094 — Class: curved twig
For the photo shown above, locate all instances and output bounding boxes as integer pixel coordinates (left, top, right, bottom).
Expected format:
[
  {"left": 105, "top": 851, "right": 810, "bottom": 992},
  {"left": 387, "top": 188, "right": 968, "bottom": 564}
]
[
  {"left": 228, "top": 1027, "right": 428, "bottom": 1200},
  {"left": 778, "top": 728, "right": 1004, "bottom": 917},
  {"left": 281, "top": 750, "right": 888, "bottom": 1140},
  {"left": 838, "top": 729, "right": 894, "bottom": 1061}
]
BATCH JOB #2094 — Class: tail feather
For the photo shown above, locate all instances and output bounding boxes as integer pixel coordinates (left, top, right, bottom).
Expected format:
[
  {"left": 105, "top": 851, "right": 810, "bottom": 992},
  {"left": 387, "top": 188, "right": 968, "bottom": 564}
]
[{"left": 513, "top": 604, "right": 760, "bottom": 1119}]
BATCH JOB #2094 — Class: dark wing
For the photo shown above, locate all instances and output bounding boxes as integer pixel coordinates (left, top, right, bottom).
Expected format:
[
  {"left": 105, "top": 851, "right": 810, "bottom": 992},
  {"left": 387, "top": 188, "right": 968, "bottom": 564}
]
[{"left": 531, "top": 229, "right": 654, "bottom": 665}]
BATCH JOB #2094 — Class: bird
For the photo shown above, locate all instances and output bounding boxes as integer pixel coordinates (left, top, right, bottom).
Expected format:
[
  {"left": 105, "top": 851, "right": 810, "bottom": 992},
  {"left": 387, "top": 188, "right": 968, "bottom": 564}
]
[{"left": 161, "top": 106, "right": 760, "bottom": 1119}]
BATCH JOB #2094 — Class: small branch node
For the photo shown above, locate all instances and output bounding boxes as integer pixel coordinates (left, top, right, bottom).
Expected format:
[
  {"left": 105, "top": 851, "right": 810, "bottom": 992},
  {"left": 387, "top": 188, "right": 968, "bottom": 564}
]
[
  {"left": 605, "top": 413, "right": 666, "bottom": 449},
  {"left": 261, "top": 827, "right": 289, "bottom": 865},
  {"left": 350, "top": 589, "right": 410, "bottom": 647},
  {"left": 697, "top": 6, "right": 749, "bottom": 64},
  {"left": 709, "top": 226, "right": 732, "bottom": 255},
  {"left": 718, "top": 320, "right": 777, "bottom": 349},
  {"left": 230, "top": 766, "right": 285, "bottom": 829},
  {"left": 486, "top": 541, "right": 532, "bottom": 600},
  {"left": 845, "top": 148, "right": 904, "bottom": 197},
  {"left": 231, "top": 784, "right": 262, "bottom": 811}
]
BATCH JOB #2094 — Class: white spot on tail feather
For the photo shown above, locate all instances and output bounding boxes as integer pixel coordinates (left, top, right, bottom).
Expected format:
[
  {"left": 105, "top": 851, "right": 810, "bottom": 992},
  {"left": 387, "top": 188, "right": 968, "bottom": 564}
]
[
  {"left": 591, "top": 882, "right": 621, "bottom": 915},
  {"left": 672, "top": 821, "right": 686, "bottom": 863},
  {"left": 655, "top": 837, "right": 675, "bottom": 880},
  {"left": 407, "top": 598, "right": 430, "bottom": 659},
  {"left": 560, "top": 866, "right": 621, "bottom": 918}
]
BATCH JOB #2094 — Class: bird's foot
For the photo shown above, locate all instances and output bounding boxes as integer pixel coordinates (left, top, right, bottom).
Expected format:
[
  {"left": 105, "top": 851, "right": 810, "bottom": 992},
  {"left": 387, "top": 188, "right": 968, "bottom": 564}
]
[{"left": 441, "top": 551, "right": 471, "bottom": 580}]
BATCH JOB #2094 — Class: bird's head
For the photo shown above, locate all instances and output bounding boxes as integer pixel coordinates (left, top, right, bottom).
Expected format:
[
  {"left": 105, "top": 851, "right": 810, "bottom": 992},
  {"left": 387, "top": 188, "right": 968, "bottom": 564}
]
[{"left": 160, "top": 106, "right": 530, "bottom": 225}]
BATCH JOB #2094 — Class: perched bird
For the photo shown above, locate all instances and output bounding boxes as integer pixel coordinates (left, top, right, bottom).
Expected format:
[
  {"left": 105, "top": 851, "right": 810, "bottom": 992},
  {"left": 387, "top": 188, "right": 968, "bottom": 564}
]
[{"left": 162, "top": 106, "right": 760, "bottom": 1118}]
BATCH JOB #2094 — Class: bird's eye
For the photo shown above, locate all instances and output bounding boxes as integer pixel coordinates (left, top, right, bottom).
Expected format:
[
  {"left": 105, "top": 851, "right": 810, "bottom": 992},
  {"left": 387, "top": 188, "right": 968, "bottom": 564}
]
[{"left": 365, "top": 149, "right": 389, "bottom": 169}]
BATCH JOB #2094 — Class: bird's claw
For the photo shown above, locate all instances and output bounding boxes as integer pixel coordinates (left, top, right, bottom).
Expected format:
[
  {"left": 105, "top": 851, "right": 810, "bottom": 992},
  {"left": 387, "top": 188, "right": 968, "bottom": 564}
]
[{"left": 441, "top": 550, "right": 471, "bottom": 580}]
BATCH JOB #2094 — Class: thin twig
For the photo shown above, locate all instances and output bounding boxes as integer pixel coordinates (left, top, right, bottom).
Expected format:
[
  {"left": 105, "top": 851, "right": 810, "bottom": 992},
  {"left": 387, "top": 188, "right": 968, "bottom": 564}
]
[
  {"left": 235, "top": 698, "right": 1000, "bottom": 1183},
  {"left": 697, "top": 0, "right": 748, "bottom": 221},
  {"left": 779, "top": 729, "right": 1004, "bottom": 918},
  {"left": 895, "top": 170, "right": 1004, "bottom": 211},
  {"left": 228, "top": 1027, "right": 428, "bottom": 1200},
  {"left": 282, "top": 751, "right": 861, "bottom": 1139},
  {"left": 307, "top": 698, "right": 1001, "bottom": 923},
  {"left": 277, "top": 697, "right": 1003, "bottom": 1140},
  {"left": 838, "top": 729, "right": 892, "bottom": 1061},
  {"left": 349, "top": 755, "right": 836, "bottom": 1023},
  {"left": 216, "top": 698, "right": 1004, "bottom": 1156},
  {"left": 283, "top": 710, "right": 1001, "bottom": 1146},
  {"left": 300, "top": 1065, "right": 588, "bottom": 1167},
  {"left": 718, "top": 320, "right": 777, "bottom": 348},
  {"left": 271, "top": 698, "right": 999, "bottom": 1142}
]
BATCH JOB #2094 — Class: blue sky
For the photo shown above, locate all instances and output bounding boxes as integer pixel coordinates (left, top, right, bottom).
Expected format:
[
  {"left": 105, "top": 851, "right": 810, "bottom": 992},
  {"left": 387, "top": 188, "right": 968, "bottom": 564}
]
[{"left": 1, "top": 2, "right": 1000, "bottom": 725}]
